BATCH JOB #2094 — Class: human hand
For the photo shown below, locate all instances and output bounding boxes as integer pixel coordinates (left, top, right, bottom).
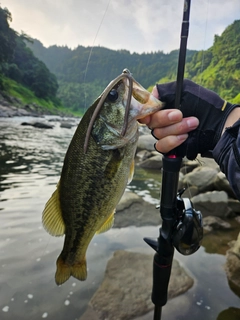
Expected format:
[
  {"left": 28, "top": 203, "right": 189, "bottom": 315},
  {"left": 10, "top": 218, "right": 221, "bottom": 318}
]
[
  {"left": 140, "top": 108, "right": 199, "bottom": 154},
  {"left": 141, "top": 80, "right": 238, "bottom": 159}
]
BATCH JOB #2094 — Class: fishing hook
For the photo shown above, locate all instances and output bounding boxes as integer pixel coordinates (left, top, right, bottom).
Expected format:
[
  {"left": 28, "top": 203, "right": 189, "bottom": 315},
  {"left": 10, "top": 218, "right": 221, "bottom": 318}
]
[{"left": 83, "top": 68, "right": 133, "bottom": 154}]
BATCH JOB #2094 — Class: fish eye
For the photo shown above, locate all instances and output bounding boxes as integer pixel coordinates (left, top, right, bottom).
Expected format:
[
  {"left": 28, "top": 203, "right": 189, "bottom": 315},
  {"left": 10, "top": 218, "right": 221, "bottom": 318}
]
[{"left": 107, "top": 89, "right": 118, "bottom": 102}]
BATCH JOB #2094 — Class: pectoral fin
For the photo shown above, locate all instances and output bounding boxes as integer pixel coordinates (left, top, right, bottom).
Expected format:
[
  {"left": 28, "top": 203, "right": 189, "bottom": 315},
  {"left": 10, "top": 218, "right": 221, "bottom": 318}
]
[
  {"left": 96, "top": 211, "right": 115, "bottom": 234},
  {"left": 42, "top": 181, "right": 65, "bottom": 236},
  {"left": 128, "top": 159, "right": 135, "bottom": 184}
]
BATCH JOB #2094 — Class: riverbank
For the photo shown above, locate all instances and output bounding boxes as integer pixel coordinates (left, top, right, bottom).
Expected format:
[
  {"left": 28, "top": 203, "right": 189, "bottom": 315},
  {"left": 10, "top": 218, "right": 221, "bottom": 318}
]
[{"left": 0, "top": 92, "right": 74, "bottom": 118}]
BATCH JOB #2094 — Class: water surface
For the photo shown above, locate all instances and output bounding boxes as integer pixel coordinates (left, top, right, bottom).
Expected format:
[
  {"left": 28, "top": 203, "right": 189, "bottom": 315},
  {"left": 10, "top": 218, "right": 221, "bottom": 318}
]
[{"left": 0, "top": 117, "right": 239, "bottom": 320}]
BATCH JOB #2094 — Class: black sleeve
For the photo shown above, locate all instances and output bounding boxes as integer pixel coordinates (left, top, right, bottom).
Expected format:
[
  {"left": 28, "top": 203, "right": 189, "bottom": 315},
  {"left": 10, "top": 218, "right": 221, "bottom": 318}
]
[{"left": 212, "top": 119, "right": 240, "bottom": 200}]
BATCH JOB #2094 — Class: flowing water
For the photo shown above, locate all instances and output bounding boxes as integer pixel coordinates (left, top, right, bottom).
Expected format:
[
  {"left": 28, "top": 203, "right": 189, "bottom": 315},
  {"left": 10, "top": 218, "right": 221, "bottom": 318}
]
[{"left": 0, "top": 116, "right": 239, "bottom": 320}]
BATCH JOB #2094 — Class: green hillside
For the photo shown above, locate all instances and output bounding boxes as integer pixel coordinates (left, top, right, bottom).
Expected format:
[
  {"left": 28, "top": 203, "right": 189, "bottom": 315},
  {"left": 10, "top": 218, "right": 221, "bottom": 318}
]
[
  {"left": 161, "top": 20, "right": 240, "bottom": 104},
  {"left": 1, "top": 4, "right": 239, "bottom": 115},
  {"left": 0, "top": 6, "right": 62, "bottom": 112},
  {"left": 28, "top": 40, "right": 196, "bottom": 112}
]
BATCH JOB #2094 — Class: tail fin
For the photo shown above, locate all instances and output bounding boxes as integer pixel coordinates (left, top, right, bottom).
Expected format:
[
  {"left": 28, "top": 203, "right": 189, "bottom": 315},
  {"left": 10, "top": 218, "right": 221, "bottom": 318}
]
[{"left": 55, "top": 255, "right": 87, "bottom": 285}]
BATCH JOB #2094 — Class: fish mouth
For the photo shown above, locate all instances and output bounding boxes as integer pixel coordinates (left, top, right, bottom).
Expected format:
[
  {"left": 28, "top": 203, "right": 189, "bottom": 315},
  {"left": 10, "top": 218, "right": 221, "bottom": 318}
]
[
  {"left": 123, "top": 77, "right": 165, "bottom": 120},
  {"left": 84, "top": 69, "right": 164, "bottom": 153}
]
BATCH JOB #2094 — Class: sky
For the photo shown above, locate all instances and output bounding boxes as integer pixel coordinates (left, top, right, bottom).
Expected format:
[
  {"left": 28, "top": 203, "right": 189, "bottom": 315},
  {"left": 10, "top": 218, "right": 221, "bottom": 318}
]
[{"left": 2, "top": 0, "right": 240, "bottom": 54}]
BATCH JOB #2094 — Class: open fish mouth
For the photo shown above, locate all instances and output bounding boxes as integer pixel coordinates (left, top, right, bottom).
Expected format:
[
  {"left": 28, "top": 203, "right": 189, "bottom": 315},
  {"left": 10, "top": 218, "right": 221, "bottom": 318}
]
[{"left": 84, "top": 69, "right": 163, "bottom": 153}]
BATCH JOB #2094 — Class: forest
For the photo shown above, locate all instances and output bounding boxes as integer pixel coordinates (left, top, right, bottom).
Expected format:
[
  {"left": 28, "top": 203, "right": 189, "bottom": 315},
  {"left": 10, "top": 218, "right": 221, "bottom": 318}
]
[
  {"left": 0, "top": 6, "right": 60, "bottom": 107},
  {"left": 0, "top": 5, "right": 240, "bottom": 114}
]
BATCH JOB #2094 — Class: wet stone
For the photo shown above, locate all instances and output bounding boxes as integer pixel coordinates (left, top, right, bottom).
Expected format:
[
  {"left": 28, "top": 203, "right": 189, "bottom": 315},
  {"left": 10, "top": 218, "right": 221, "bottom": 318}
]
[{"left": 81, "top": 250, "right": 194, "bottom": 320}]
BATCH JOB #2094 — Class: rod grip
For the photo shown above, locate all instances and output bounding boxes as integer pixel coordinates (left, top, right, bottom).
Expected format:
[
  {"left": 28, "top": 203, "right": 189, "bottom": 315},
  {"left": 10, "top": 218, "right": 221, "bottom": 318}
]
[{"left": 151, "top": 236, "right": 174, "bottom": 307}]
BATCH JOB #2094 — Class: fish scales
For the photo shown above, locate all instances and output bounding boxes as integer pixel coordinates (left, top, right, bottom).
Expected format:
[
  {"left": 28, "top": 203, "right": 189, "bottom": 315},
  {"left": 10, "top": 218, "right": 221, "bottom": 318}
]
[{"left": 42, "top": 71, "right": 164, "bottom": 285}]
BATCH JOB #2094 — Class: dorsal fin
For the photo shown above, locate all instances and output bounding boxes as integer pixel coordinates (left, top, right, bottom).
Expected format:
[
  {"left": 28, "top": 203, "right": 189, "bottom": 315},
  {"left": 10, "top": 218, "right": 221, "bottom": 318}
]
[{"left": 42, "top": 181, "right": 65, "bottom": 236}]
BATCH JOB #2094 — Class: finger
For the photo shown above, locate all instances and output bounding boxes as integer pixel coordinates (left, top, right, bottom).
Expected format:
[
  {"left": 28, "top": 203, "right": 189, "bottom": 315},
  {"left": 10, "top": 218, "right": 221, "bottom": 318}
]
[
  {"left": 155, "top": 134, "right": 188, "bottom": 153},
  {"left": 138, "top": 115, "right": 151, "bottom": 125},
  {"left": 152, "top": 117, "right": 199, "bottom": 139},
  {"left": 140, "top": 109, "right": 183, "bottom": 129}
]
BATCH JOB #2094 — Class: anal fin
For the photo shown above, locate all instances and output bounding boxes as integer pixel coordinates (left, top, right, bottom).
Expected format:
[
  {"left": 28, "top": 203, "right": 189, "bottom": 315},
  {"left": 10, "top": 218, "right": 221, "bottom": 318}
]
[
  {"left": 96, "top": 211, "right": 115, "bottom": 234},
  {"left": 128, "top": 159, "right": 135, "bottom": 184}
]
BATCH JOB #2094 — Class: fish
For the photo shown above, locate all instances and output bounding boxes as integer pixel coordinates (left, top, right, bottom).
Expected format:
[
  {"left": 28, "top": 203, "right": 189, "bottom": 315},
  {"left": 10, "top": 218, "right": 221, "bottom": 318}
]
[{"left": 42, "top": 69, "right": 164, "bottom": 285}]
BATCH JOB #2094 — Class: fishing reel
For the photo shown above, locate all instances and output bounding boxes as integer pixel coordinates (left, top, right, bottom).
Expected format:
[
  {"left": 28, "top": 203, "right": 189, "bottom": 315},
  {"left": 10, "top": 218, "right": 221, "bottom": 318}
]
[{"left": 172, "top": 189, "right": 203, "bottom": 255}]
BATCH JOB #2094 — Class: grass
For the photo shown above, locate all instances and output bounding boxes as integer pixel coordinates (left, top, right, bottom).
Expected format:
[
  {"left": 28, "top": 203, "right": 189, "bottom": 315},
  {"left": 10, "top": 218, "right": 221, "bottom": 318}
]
[{"left": 1, "top": 76, "right": 83, "bottom": 117}]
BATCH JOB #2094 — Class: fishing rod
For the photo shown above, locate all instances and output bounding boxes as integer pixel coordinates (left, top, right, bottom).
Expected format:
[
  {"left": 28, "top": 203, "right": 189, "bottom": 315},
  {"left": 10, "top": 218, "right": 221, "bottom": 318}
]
[{"left": 144, "top": 1, "right": 203, "bottom": 319}]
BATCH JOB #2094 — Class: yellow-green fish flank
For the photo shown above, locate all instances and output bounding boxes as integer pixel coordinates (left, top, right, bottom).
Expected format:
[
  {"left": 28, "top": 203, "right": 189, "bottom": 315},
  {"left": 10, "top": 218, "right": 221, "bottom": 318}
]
[{"left": 42, "top": 70, "right": 164, "bottom": 285}]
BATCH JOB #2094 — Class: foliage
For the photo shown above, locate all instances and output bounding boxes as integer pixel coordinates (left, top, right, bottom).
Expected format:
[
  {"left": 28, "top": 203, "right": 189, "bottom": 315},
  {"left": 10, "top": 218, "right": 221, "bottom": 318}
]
[
  {"left": 185, "top": 20, "right": 240, "bottom": 101},
  {"left": 1, "top": 4, "right": 239, "bottom": 114},
  {"left": 28, "top": 40, "right": 196, "bottom": 111},
  {"left": 0, "top": 5, "right": 59, "bottom": 105}
]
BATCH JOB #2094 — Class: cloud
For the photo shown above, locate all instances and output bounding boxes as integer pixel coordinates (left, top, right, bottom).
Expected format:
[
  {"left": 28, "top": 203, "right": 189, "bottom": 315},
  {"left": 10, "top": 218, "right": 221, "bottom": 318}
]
[{"left": 2, "top": 0, "right": 240, "bottom": 53}]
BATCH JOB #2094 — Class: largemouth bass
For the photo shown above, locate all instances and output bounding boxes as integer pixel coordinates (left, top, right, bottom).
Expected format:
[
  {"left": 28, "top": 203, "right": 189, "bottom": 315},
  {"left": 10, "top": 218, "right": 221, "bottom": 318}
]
[{"left": 42, "top": 69, "right": 164, "bottom": 285}]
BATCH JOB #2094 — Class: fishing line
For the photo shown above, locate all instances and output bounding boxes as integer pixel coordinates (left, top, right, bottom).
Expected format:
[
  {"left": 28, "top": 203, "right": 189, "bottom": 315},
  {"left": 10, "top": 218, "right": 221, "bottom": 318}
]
[{"left": 83, "top": 0, "right": 112, "bottom": 111}]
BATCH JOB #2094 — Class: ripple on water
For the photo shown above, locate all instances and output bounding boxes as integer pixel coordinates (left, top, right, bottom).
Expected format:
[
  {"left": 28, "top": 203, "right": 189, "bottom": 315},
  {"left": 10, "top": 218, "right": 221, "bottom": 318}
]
[{"left": 0, "top": 117, "right": 239, "bottom": 320}]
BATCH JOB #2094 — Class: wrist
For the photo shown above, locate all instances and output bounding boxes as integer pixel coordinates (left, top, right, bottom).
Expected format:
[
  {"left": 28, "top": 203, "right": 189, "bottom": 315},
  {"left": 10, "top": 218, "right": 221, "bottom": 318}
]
[{"left": 222, "top": 107, "right": 240, "bottom": 135}]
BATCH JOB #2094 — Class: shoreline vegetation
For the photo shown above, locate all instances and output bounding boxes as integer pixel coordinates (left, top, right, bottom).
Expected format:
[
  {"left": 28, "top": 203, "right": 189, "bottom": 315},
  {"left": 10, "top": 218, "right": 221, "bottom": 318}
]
[{"left": 1, "top": 5, "right": 240, "bottom": 119}]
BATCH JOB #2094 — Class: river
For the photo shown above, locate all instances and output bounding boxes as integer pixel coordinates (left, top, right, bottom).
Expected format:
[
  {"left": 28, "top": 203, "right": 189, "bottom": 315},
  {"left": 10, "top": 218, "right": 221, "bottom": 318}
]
[{"left": 0, "top": 116, "right": 239, "bottom": 320}]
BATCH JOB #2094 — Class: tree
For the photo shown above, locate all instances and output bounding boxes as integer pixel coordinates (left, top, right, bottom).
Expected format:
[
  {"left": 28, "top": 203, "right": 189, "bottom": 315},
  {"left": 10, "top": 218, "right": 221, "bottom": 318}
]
[{"left": 0, "top": 6, "right": 17, "bottom": 63}]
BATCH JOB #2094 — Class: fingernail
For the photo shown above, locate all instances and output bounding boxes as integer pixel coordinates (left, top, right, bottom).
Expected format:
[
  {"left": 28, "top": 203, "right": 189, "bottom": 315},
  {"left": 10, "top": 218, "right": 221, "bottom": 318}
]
[
  {"left": 186, "top": 118, "right": 199, "bottom": 128},
  {"left": 168, "top": 110, "right": 181, "bottom": 121},
  {"left": 177, "top": 134, "right": 188, "bottom": 141}
]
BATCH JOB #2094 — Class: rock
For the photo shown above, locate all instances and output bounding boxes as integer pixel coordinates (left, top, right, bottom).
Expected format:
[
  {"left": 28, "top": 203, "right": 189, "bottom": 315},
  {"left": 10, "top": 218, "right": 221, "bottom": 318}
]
[
  {"left": 181, "top": 186, "right": 199, "bottom": 199},
  {"left": 181, "top": 167, "right": 219, "bottom": 193},
  {"left": 225, "top": 233, "right": 240, "bottom": 296},
  {"left": 82, "top": 251, "right": 193, "bottom": 320},
  {"left": 235, "top": 216, "right": 240, "bottom": 224},
  {"left": 180, "top": 159, "right": 200, "bottom": 174},
  {"left": 203, "top": 216, "right": 231, "bottom": 232},
  {"left": 135, "top": 150, "right": 152, "bottom": 162},
  {"left": 117, "top": 192, "right": 143, "bottom": 211},
  {"left": 138, "top": 124, "right": 151, "bottom": 135},
  {"left": 137, "top": 155, "right": 163, "bottom": 170},
  {"left": 214, "top": 172, "right": 236, "bottom": 198},
  {"left": 196, "top": 156, "right": 219, "bottom": 170},
  {"left": 137, "top": 134, "right": 156, "bottom": 152},
  {"left": 21, "top": 121, "right": 54, "bottom": 129},
  {"left": 115, "top": 192, "right": 161, "bottom": 227},
  {"left": 228, "top": 198, "right": 240, "bottom": 214},
  {"left": 217, "top": 307, "right": 240, "bottom": 320},
  {"left": 191, "top": 191, "right": 230, "bottom": 217},
  {"left": 60, "top": 121, "right": 73, "bottom": 128}
]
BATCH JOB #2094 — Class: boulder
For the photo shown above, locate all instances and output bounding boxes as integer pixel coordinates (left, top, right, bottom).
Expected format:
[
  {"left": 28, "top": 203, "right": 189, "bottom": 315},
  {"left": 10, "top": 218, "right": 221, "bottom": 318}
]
[
  {"left": 214, "top": 171, "right": 236, "bottom": 198},
  {"left": 137, "top": 155, "right": 163, "bottom": 170},
  {"left": 181, "top": 167, "right": 218, "bottom": 193},
  {"left": 135, "top": 150, "right": 152, "bottom": 162},
  {"left": 115, "top": 192, "right": 161, "bottom": 227},
  {"left": 60, "top": 121, "right": 74, "bottom": 129},
  {"left": 81, "top": 251, "right": 193, "bottom": 320},
  {"left": 191, "top": 191, "right": 230, "bottom": 217},
  {"left": 228, "top": 199, "right": 240, "bottom": 214},
  {"left": 137, "top": 134, "right": 156, "bottom": 152},
  {"left": 203, "top": 216, "right": 231, "bottom": 232},
  {"left": 217, "top": 307, "right": 240, "bottom": 320},
  {"left": 225, "top": 232, "right": 240, "bottom": 296},
  {"left": 180, "top": 159, "right": 200, "bottom": 174},
  {"left": 21, "top": 121, "right": 54, "bottom": 129}
]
